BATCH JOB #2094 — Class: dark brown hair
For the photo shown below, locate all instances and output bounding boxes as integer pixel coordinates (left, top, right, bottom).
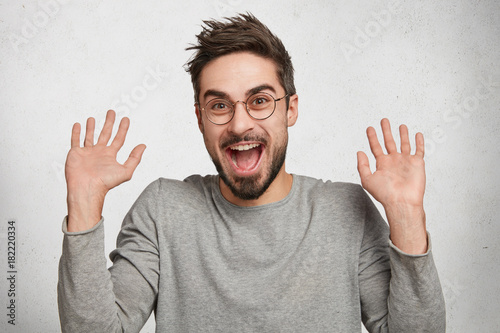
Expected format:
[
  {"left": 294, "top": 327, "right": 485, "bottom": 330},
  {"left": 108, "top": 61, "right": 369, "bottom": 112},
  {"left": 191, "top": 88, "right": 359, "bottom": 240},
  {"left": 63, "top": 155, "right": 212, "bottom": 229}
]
[{"left": 185, "top": 13, "right": 296, "bottom": 105}]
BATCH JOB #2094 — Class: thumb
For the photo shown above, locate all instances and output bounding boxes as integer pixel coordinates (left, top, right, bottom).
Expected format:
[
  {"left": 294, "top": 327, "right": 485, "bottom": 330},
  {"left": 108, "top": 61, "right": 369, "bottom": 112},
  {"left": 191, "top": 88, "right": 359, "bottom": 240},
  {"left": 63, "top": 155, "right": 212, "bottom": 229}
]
[
  {"left": 123, "top": 144, "right": 147, "bottom": 179},
  {"left": 356, "top": 151, "right": 372, "bottom": 184}
]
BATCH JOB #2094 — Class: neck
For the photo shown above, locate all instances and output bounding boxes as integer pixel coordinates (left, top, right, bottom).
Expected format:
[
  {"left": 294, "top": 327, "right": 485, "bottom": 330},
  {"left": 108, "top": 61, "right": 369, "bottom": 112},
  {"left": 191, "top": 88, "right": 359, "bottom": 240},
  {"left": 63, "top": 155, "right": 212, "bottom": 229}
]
[{"left": 219, "top": 166, "right": 293, "bottom": 207}]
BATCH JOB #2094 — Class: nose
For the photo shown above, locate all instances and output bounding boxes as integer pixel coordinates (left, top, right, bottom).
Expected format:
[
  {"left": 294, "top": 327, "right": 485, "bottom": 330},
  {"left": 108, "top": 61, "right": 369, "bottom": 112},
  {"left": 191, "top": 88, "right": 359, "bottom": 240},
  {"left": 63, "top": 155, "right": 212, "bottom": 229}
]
[{"left": 227, "top": 101, "right": 255, "bottom": 135}]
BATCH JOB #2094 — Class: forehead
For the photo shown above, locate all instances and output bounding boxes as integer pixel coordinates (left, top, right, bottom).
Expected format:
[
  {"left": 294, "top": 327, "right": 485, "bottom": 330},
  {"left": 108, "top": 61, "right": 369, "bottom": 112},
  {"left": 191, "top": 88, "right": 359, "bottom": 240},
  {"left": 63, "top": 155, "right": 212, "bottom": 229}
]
[{"left": 199, "top": 52, "right": 282, "bottom": 101}]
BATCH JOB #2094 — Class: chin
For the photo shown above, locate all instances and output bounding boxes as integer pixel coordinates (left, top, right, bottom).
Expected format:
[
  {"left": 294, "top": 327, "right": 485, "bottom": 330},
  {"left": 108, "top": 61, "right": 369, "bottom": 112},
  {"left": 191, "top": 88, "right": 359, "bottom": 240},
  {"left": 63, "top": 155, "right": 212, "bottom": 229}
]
[
  {"left": 221, "top": 172, "right": 269, "bottom": 200},
  {"left": 217, "top": 154, "right": 285, "bottom": 201}
]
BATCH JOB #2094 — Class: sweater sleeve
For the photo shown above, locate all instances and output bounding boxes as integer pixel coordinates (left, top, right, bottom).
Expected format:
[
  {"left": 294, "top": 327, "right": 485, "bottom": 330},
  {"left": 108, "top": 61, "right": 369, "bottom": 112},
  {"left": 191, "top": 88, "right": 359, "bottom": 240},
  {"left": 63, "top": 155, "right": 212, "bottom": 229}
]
[
  {"left": 386, "top": 236, "right": 446, "bottom": 332},
  {"left": 358, "top": 191, "right": 446, "bottom": 332},
  {"left": 57, "top": 181, "right": 161, "bottom": 333}
]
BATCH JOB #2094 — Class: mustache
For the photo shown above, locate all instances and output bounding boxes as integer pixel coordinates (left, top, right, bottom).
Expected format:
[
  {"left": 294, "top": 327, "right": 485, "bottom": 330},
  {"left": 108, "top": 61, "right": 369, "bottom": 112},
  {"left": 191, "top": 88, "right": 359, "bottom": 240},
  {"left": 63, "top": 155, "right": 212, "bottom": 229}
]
[{"left": 220, "top": 134, "right": 268, "bottom": 148}]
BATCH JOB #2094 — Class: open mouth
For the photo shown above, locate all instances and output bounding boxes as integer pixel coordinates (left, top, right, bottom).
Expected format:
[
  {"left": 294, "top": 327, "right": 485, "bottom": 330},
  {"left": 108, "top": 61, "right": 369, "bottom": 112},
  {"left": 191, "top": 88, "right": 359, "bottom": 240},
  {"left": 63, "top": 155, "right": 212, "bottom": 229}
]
[{"left": 226, "top": 143, "right": 264, "bottom": 174}]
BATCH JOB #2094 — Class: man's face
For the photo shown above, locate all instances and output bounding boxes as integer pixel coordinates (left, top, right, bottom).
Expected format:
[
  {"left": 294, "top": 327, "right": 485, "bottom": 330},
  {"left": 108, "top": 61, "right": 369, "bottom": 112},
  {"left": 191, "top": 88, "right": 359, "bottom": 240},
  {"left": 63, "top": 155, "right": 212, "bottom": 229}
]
[{"left": 196, "top": 52, "right": 298, "bottom": 202}]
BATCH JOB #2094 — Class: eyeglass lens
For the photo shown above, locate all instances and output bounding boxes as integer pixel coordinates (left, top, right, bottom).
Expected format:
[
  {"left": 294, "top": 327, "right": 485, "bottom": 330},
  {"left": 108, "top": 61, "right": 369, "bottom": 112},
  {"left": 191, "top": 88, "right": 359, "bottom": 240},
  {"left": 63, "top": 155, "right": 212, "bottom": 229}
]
[{"left": 205, "top": 92, "right": 276, "bottom": 124}]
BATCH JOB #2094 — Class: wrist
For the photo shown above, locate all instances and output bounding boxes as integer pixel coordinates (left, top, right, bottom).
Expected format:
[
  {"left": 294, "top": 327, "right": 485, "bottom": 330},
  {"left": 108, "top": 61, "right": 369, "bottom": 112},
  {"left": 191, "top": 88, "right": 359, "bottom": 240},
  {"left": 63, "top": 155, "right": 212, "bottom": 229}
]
[
  {"left": 66, "top": 188, "right": 106, "bottom": 232},
  {"left": 385, "top": 204, "right": 428, "bottom": 254}
]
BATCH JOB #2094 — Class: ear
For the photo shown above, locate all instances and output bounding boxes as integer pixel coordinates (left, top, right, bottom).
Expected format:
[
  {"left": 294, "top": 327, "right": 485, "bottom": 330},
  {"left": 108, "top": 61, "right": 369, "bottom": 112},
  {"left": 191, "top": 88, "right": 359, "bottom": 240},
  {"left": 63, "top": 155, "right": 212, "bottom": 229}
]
[
  {"left": 286, "top": 94, "right": 299, "bottom": 127},
  {"left": 195, "top": 103, "right": 204, "bottom": 133}
]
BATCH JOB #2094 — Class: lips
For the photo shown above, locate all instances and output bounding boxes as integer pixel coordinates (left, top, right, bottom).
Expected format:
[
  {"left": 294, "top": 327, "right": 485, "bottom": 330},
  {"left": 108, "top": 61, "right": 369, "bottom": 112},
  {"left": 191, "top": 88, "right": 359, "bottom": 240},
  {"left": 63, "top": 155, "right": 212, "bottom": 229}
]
[{"left": 225, "top": 142, "right": 264, "bottom": 175}]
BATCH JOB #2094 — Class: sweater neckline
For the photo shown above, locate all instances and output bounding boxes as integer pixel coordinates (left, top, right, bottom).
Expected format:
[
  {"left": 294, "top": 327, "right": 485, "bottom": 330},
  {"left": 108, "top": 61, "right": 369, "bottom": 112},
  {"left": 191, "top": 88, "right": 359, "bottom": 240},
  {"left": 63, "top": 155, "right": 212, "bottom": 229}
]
[{"left": 211, "top": 174, "right": 299, "bottom": 211}]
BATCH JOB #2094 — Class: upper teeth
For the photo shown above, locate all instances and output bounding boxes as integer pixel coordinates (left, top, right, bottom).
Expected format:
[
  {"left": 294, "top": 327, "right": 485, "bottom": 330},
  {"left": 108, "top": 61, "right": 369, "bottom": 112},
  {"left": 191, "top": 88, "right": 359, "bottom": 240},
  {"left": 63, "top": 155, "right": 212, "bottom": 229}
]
[{"left": 230, "top": 143, "right": 260, "bottom": 151}]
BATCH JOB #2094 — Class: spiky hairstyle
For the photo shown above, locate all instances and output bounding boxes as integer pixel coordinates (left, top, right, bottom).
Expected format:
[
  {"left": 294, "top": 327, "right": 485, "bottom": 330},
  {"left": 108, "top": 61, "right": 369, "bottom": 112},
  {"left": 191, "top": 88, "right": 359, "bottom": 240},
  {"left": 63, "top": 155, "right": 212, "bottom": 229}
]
[{"left": 185, "top": 13, "right": 295, "bottom": 104}]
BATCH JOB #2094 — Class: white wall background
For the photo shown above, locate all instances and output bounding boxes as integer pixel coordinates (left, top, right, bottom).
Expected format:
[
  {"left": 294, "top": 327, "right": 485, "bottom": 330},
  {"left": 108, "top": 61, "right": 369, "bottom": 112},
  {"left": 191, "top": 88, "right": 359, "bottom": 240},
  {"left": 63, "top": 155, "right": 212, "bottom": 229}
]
[{"left": 1, "top": 0, "right": 499, "bottom": 332}]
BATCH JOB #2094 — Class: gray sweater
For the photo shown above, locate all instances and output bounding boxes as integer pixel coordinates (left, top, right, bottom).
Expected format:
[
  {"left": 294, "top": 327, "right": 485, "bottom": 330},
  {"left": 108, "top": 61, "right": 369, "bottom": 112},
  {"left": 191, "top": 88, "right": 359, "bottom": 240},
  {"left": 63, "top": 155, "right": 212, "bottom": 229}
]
[{"left": 58, "top": 175, "right": 445, "bottom": 332}]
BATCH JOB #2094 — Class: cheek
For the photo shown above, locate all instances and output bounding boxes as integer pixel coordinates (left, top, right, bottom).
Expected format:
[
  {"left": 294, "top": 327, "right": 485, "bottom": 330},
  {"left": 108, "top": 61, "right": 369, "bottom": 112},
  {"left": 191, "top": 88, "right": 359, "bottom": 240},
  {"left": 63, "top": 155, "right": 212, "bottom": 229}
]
[
  {"left": 268, "top": 110, "right": 289, "bottom": 131},
  {"left": 202, "top": 126, "right": 223, "bottom": 149},
  {"left": 266, "top": 119, "right": 289, "bottom": 142}
]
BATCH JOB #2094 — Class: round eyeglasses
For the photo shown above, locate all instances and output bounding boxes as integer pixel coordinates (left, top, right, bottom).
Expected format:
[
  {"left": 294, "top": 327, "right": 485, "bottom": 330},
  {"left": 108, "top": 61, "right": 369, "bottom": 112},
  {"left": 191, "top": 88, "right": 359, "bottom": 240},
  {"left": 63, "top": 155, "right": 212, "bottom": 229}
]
[{"left": 200, "top": 92, "right": 288, "bottom": 125}]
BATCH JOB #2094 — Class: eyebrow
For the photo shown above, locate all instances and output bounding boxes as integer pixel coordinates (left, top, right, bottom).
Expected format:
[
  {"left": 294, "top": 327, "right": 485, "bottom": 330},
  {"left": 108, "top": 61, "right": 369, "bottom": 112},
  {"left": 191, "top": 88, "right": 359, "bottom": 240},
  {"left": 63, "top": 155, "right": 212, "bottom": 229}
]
[{"left": 203, "top": 84, "right": 277, "bottom": 101}]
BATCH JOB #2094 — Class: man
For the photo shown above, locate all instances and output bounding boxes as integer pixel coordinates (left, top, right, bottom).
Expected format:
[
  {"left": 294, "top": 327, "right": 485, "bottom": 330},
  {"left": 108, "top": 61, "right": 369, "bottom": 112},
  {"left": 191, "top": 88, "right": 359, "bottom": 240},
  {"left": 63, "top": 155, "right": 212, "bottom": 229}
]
[{"left": 58, "top": 14, "right": 445, "bottom": 332}]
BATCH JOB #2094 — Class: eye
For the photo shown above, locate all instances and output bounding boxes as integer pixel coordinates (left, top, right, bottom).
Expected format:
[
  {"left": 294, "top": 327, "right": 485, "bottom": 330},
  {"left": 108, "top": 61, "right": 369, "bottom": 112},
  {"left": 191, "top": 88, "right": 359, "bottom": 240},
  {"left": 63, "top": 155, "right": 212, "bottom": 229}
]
[
  {"left": 207, "top": 99, "right": 231, "bottom": 113},
  {"left": 253, "top": 97, "right": 268, "bottom": 105},
  {"left": 249, "top": 93, "right": 272, "bottom": 109},
  {"left": 212, "top": 103, "right": 227, "bottom": 110}
]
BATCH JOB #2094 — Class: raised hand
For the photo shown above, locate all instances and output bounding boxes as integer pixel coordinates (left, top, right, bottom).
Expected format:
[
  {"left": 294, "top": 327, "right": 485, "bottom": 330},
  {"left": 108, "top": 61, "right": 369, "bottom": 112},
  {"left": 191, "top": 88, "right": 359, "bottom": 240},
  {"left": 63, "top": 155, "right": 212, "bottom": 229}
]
[
  {"left": 357, "top": 118, "right": 427, "bottom": 254},
  {"left": 65, "top": 110, "right": 146, "bottom": 232}
]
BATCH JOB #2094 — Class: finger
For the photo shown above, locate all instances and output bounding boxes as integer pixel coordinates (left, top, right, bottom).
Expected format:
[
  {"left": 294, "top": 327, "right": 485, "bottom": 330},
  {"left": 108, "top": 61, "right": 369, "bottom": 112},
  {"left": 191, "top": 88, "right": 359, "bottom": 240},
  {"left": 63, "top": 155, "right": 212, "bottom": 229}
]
[
  {"left": 84, "top": 117, "right": 95, "bottom": 147},
  {"left": 123, "top": 144, "right": 147, "bottom": 178},
  {"left": 381, "top": 118, "right": 397, "bottom": 154},
  {"left": 356, "top": 151, "right": 372, "bottom": 183},
  {"left": 97, "top": 110, "right": 116, "bottom": 146},
  {"left": 366, "top": 126, "right": 384, "bottom": 158},
  {"left": 110, "top": 117, "right": 130, "bottom": 150},
  {"left": 71, "top": 123, "right": 81, "bottom": 148},
  {"left": 399, "top": 124, "right": 411, "bottom": 154},
  {"left": 415, "top": 132, "right": 425, "bottom": 158}
]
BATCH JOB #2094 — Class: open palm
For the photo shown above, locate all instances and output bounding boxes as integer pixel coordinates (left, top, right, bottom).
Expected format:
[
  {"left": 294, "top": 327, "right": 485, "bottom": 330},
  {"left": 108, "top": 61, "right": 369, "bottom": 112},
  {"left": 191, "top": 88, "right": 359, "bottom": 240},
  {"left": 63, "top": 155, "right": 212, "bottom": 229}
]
[
  {"left": 65, "top": 110, "right": 146, "bottom": 231},
  {"left": 357, "top": 118, "right": 425, "bottom": 209},
  {"left": 357, "top": 118, "right": 428, "bottom": 254}
]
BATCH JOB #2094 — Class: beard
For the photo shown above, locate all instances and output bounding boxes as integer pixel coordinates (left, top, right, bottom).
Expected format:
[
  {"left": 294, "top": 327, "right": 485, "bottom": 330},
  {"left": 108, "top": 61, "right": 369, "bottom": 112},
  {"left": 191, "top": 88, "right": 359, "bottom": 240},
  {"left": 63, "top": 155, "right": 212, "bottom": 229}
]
[{"left": 208, "top": 133, "right": 288, "bottom": 201}]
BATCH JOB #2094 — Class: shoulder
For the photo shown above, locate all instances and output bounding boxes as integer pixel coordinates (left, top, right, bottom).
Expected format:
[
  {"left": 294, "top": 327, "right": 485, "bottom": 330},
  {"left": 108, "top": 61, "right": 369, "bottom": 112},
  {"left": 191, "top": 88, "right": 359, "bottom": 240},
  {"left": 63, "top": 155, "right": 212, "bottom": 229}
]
[
  {"left": 139, "top": 175, "right": 216, "bottom": 206},
  {"left": 294, "top": 175, "right": 367, "bottom": 205},
  {"left": 292, "top": 175, "right": 382, "bottom": 240},
  {"left": 127, "top": 175, "right": 216, "bottom": 221},
  {"left": 293, "top": 175, "right": 373, "bottom": 222}
]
